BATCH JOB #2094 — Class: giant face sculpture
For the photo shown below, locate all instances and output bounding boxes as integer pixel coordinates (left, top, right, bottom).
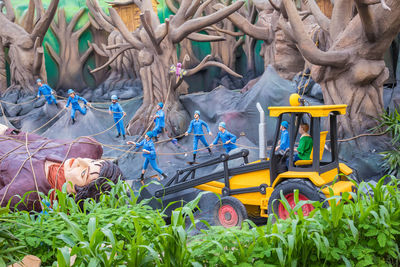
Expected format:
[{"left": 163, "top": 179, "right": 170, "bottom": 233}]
[{"left": 0, "top": 124, "right": 124, "bottom": 211}]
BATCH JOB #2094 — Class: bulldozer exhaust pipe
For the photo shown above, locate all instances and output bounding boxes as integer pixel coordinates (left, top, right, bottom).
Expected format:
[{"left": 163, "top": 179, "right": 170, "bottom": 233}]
[{"left": 256, "top": 102, "right": 267, "bottom": 160}]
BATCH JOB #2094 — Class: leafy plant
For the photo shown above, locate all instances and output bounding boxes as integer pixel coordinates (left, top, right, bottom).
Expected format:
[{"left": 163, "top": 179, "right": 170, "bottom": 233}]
[{"left": 374, "top": 110, "right": 400, "bottom": 176}]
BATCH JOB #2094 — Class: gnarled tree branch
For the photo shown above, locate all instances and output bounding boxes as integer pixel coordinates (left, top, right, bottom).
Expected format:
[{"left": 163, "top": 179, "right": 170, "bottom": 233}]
[
  {"left": 330, "top": 0, "right": 354, "bottom": 41},
  {"left": 30, "top": 0, "right": 59, "bottom": 42},
  {"left": 140, "top": 10, "right": 162, "bottom": 54},
  {"left": 187, "top": 32, "right": 226, "bottom": 42},
  {"left": 282, "top": 0, "right": 350, "bottom": 67},
  {"left": 213, "top": 3, "right": 273, "bottom": 43},
  {"left": 304, "top": 0, "right": 330, "bottom": 33},
  {"left": 354, "top": 0, "right": 378, "bottom": 42},
  {"left": 185, "top": 54, "right": 243, "bottom": 78},
  {"left": 87, "top": 0, "right": 114, "bottom": 33},
  {"left": 170, "top": 0, "right": 244, "bottom": 43},
  {"left": 108, "top": 8, "right": 144, "bottom": 50}
]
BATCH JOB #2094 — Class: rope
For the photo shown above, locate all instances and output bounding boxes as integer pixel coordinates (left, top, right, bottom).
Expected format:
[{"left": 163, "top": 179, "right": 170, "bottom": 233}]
[
  {"left": 24, "top": 133, "right": 43, "bottom": 210},
  {"left": 0, "top": 101, "right": 10, "bottom": 127},
  {"left": 0, "top": 97, "right": 37, "bottom": 106},
  {"left": 31, "top": 108, "right": 67, "bottom": 134}
]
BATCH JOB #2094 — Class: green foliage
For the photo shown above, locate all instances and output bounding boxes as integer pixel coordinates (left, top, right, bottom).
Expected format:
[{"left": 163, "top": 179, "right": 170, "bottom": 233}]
[
  {"left": 374, "top": 110, "right": 400, "bottom": 176},
  {"left": 3, "top": 177, "right": 400, "bottom": 266}
]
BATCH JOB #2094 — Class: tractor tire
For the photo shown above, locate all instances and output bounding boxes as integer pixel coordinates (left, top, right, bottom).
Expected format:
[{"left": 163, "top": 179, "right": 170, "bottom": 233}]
[
  {"left": 268, "top": 179, "right": 327, "bottom": 221},
  {"left": 213, "top": 196, "right": 248, "bottom": 228}
]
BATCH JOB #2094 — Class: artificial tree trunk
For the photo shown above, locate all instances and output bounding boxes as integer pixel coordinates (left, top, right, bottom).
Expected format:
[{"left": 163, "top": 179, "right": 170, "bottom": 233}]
[
  {"left": 0, "top": 0, "right": 59, "bottom": 95},
  {"left": 89, "top": 0, "right": 245, "bottom": 137},
  {"left": 0, "top": 40, "right": 6, "bottom": 92},
  {"left": 282, "top": 0, "right": 400, "bottom": 138},
  {"left": 45, "top": 8, "right": 92, "bottom": 91},
  {"left": 87, "top": 0, "right": 138, "bottom": 93}
]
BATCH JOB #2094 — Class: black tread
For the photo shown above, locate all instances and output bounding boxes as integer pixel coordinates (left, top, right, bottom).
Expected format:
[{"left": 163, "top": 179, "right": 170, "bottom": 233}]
[
  {"left": 268, "top": 179, "right": 327, "bottom": 220},
  {"left": 213, "top": 196, "right": 248, "bottom": 227}
]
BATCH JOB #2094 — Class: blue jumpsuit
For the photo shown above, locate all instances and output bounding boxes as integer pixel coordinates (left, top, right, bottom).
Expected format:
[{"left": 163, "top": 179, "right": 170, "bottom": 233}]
[
  {"left": 66, "top": 95, "right": 88, "bottom": 119},
  {"left": 213, "top": 130, "right": 237, "bottom": 153},
  {"left": 109, "top": 102, "right": 125, "bottom": 135},
  {"left": 187, "top": 119, "right": 210, "bottom": 154},
  {"left": 37, "top": 84, "right": 57, "bottom": 105},
  {"left": 136, "top": 139, "right": 164, "bottom": 174},
  {"left": 279, "top": 129, "right": 289, "bottom": 151},
  {"left": 152, "top": 109, "right": 165, "bottom": 136}
]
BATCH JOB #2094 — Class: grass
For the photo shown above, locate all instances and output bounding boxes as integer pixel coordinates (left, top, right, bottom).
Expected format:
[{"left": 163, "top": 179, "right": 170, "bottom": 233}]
[{"left": 1, "top": 176, "right": 400, "bottom": 266}]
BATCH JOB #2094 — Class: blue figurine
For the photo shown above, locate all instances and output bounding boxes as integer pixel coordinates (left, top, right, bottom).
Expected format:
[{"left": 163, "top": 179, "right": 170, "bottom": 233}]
[
  {"left": 185, "top": 110, "right": 212, "bottom": 164},
  {"left": 127, "top": 131, "right": 168, "bottom": 181},
  {"left": 152, "top": 102, "right": 165, "bottom": 141},
  {"left": 275, "top": 121, "right": 289, "bottom": 152},
  {"left": 109, "top": 95, "right": 126, "bottom": 140},
  {"left": 65, "top": 89, "right": 91, "bottom": 124},
  {"left": 211, "top": 122, "right": 237, "bottom": 153},
  {"left": 36, "top": 79, "right": 58, "bottom": 106}
]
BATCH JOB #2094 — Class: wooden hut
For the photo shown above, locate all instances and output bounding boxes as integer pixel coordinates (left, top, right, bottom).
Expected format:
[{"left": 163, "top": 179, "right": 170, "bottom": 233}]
[
  {"left": 316, "top": 0, "right": 333, "bottom": 18},
  {"left": 107, "top": 0, "right": 158, "bottom": 32}
]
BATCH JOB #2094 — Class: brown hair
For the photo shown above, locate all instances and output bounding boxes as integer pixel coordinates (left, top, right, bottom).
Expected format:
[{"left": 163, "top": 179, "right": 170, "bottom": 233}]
[{"left": 300, "top": 123, "right": 309, "bottom": 133}]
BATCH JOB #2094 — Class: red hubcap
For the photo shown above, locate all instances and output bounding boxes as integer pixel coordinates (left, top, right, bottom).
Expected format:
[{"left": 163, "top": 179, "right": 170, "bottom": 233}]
[
  {"left": 278, "top": 193, "right": 314, "bottom": 220},
  {"left": 218, "top": 204, "right": 239, "bottom": 227}
]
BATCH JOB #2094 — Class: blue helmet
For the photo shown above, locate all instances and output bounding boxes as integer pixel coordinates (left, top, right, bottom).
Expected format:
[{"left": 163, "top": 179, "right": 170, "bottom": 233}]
[
  {"left": 36, "top": 79, "right": 42, "bottom": 83},
  {"left": 67, "top": 89, "right": 75, "bottom": 95},
  {"left": 194, "top": 110, "right": 200, "bottom": 116},
  {"left": 158, "top": 102, "right": 164, "bottom": 108},
  {"left": 281, "top": 121, "right": 289, "bottom": 129},
  {"left": 111, "top": 95, "right": 118, "bottom": 100},
  {"left": 146, "top": 131, "right": 153, "bottom": 138},
  {"left": 219, "top": 122, "right": 226, "bottom": 129}
]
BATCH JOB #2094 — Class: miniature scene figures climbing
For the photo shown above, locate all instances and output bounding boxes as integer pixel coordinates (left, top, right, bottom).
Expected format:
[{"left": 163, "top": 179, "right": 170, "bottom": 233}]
[
  {"left": 36, "top": 79, "right": 58, "bottom": 107},
  {"left": 109, "top": 95, "right": 126, "bottom": 140},
  {"left": 151, "top": 102, "right": 165, "bottom": 142},
  {"left": 127, "top": 132, "right": 167, "bottom": 182},
  {"left": 185, "top": 110, "right": 212, "bottom": 164},
  {"left": 65, "top": 89, "right": 91, "bottom": 124}
]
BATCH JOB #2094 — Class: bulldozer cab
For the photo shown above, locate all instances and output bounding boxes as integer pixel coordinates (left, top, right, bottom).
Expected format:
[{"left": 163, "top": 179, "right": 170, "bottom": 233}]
[{"left": 269, "top": 105, "right": 347, "bottom": 185}]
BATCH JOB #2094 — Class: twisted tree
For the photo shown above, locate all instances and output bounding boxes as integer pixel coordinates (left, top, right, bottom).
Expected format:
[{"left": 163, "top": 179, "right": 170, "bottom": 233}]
[
  {"left": 45, "top": 8, "right": 93, "bottom": 91},
  {"left": 0, "top": 39, "right": 6, "bottom": 92},
  {"left": 87, "top": 0, "right": 139, "bottom": 93},
  {"left": 0, "top": 0, "right": 59, "bottom": 94},
  {"left": 281, "top": 0, "right": 400, "bottom": 138},
  {"left": 90, "top": 0, "right": 244, "bottom": 137}
]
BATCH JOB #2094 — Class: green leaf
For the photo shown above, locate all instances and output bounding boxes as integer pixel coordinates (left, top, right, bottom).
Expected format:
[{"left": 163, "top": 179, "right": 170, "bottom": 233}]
[{"left": 377, "top": 232, "right": 386, "bottom": 247}]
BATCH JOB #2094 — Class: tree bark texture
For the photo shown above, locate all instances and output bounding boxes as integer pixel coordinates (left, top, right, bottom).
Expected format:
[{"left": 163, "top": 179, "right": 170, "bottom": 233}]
[
  {"left": 0, "top": 0, "right": 59, "bottom": 95},
  {"left": 0, "top": 40, "right": 7, "bottom": 92},
  {"left": 89, "top": 0, "right": 244, "bottom": 137},
  {"left": 282, "top": 0, "right": 400, "bottom": 138},
  {"left": 45, "top": 8, "right": 92, "bottom": 91}
]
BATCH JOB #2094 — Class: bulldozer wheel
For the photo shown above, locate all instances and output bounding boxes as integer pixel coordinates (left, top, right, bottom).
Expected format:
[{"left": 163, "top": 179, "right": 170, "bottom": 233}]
[
  {"left": 268, "top": 179, "right": 327, "bottom": 221},
  {"left": 213, "top": 196, "right": 248, "bottom": 228}
]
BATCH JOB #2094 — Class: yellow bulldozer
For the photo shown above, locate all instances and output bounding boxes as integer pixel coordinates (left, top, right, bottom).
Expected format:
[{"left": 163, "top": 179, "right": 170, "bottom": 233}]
[{"left": 155, "top": 94, "right": 355, "bottom": 227}]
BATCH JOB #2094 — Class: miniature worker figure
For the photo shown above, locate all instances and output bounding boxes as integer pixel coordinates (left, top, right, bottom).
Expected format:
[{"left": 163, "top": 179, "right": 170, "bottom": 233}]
[
  {"left": 210, "top": 122, "right": 237, "bottom": 153},
  {"left": 127, "top": 132, "right": 168, "bottom": 181},
  {"left": 109, "top": 95, "right": 126, "bottom": 140},
  {"left": 185, "top": 110, "right": 212, "bottom": 164},
  {"left": 36, "top": 79, "right": 58, "bottom": 106},
  {"left": 275, "top": 121, "right": 289, "bottom": 152},
  {"left": 151, "top": 102, "right": 165, "bottom": 141},
  {"left": 65, "top": 89, "right": 91, "bottom": 124},
  {"left": 294, "top": 123, "right": 313, "bottom": 162}
]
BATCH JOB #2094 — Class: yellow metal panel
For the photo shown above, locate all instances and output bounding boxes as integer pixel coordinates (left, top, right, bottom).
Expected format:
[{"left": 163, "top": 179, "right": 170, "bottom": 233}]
[
  {"left": 268, "top": 105, "right": 347, "bottom": 117},
  {"left": 273, "top": 172, "right": 326, "bottom": 187},
  {"left": 230, "top": 169, "right": 271, "bottom": 189},
  {"left": 321, "top": 181, "right": 354, "bottom": 197},
  {"left": 339, "top": 163, "right": 353, "bottom": 175},
  {"left": 320, "top": 168, "right": 338, "bottom": 184}
]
